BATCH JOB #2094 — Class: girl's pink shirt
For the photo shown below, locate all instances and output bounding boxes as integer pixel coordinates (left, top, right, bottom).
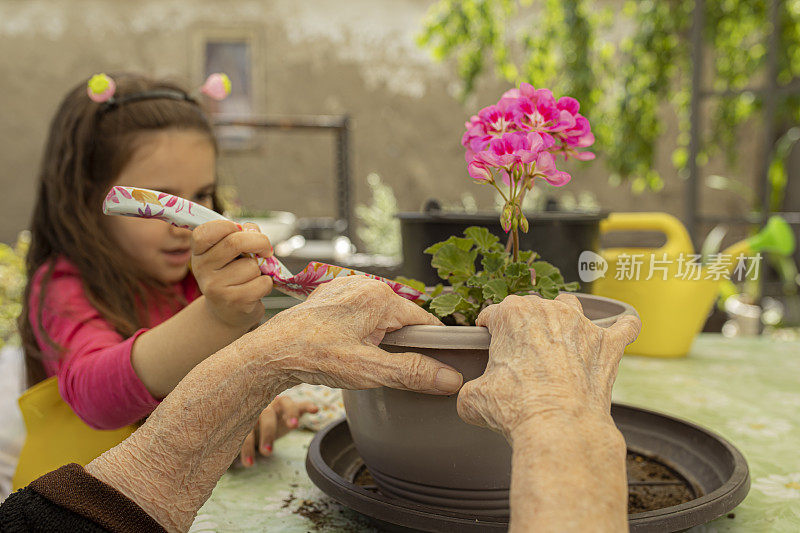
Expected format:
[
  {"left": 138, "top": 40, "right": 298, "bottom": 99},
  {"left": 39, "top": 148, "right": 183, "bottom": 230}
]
[{"left": 28, "top": 257, "right": 201, "bottom": 430}]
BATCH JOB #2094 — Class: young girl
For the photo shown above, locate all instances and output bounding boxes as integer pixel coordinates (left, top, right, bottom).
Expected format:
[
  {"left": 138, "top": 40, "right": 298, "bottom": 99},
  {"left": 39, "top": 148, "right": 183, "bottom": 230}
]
[{"left": 13, "top": 73, "right": 314, "bottom": 489}]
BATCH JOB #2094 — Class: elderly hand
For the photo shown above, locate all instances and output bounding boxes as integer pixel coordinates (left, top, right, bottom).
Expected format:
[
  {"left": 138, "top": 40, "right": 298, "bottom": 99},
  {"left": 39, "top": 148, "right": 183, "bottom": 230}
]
[
  {"left": 249, "top": 275, "right": 464, "bottom": 394},
  {"left": 87, "top": 276, "right": 461, "bottom": 532},
  {"left": 457, "top": 293, "right": 641, "bottom": 441},
  {"left": 456, "top": 293, "right": 640, "bottom": 533}
]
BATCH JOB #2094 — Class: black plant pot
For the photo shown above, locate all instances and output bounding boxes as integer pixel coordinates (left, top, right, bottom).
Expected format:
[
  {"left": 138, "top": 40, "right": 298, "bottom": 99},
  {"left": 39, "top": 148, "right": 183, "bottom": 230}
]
[{"left": 398, "top": 211, "right": 606, "bottom": 291}]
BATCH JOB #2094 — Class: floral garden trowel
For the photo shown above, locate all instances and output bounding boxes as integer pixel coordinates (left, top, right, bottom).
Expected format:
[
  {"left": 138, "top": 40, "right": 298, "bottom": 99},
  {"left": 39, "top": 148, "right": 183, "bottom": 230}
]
[{"left": 103, "top": 186, "right": 429, "bottom": 304}]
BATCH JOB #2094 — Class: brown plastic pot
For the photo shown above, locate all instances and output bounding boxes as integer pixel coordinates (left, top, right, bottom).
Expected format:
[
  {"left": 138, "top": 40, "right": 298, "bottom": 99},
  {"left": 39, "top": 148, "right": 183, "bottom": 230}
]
[{"left": 342, "top": 293, "right": 638, "bottom": 511}]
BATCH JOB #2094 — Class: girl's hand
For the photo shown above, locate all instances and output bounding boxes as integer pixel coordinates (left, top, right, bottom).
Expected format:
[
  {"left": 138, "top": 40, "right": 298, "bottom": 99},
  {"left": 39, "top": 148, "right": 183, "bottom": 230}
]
[
  {"left": 238, "top": 396, "right": 318, "bottom": 467},
  {"left": 191, "top": 220, "right": 273, "bottom": 329}
]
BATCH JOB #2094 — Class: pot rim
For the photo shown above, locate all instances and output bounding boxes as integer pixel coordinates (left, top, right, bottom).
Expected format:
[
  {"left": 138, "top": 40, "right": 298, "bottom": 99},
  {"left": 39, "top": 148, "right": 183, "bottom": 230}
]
[{"left": 381, "top": 293, "right": 637, "bottom": 350}]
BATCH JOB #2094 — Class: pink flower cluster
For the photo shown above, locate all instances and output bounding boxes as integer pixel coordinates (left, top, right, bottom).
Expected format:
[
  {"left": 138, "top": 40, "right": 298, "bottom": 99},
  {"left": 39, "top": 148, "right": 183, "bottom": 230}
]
[{"left": 462, "top": 83, "right": 595, "bottom": 187}]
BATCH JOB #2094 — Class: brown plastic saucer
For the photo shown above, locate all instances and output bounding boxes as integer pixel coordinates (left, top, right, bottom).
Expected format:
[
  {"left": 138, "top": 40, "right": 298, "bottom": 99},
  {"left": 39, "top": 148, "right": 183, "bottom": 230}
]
[{"left": 305, "top": 403, "right": 749, "bottom": 532}]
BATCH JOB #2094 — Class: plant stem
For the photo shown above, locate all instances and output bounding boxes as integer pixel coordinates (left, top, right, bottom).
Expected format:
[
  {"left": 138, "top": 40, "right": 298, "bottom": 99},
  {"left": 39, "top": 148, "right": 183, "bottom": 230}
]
[
  {"left": 516, "top": 187, "right": 528, "bottom": 216},
  {"left": 491, "top": 180, "right": 509, "bottom": 203}
]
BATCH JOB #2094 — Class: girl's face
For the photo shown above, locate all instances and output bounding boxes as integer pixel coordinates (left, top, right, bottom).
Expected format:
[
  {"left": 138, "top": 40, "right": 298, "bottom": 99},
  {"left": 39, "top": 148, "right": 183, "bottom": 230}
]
[{"left": 107, "top": 130, "right": 216, "bottom": 285}]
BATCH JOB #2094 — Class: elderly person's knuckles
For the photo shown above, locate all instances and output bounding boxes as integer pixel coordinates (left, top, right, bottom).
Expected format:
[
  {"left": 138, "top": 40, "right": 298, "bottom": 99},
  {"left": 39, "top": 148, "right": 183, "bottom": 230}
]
[
  {"left": 555, "top": 290, "right": 582, "bottom": 306},
  {"left": 380, "top": 350, "right": 441, "bottom": 391},
  {"left": 313, "top": 274, "right": 391, "bottom": 298},
  {"left": 456, "top": 384, "right": 491, "bottom": 427},
  {"left": 476, "top": 296, "right": 530, "bottom": 328},
  {"left": 610, "top": 315, "right": 642, "bottom": 348}
]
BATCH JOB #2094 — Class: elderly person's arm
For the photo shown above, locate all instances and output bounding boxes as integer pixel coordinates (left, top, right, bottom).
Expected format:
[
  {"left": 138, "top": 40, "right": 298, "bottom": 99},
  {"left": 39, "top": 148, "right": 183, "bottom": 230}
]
[
  {"left": 0, "top": 277, "right": 462, "bottom": 532},
  {"left": 457, "top": 294, "right": 641, "bottom": 533}
]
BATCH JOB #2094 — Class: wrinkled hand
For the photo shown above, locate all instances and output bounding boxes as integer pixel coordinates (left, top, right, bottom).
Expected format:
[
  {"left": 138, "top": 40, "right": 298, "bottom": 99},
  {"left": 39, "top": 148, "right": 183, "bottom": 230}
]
[
  {"left": 239, "top": 396, "right": 318, "bottom": 467},
  {"left": 191, "top": 220, "right": 273, "bottom": 329},
  {"left": 254, "top": 276, "right": 463, "bottom": 394},
  {"left": 457, "top": 294, "right": 641, "bottom": 441}
]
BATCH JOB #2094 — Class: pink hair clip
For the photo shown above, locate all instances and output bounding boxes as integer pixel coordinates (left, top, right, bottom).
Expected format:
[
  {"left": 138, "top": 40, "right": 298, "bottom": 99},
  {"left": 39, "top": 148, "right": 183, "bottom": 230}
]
[
  {"left": 200, "top": 73, "right": 231, "bottom": 101},
  {"left": 87, "top": 73, "right": 116, "bottom": 103}
]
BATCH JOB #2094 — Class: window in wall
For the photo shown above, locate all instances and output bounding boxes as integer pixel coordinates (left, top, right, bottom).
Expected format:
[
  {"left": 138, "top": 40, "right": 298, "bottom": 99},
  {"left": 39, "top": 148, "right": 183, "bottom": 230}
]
[{"left": 193, "top": 27, "right": 262, "bottom": 149}]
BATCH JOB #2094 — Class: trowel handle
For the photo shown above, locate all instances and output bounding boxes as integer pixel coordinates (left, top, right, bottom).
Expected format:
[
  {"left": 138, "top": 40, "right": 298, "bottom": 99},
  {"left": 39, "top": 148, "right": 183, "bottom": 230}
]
[{"left": 599, "top": 213, "right": 695, "bottom": 258}]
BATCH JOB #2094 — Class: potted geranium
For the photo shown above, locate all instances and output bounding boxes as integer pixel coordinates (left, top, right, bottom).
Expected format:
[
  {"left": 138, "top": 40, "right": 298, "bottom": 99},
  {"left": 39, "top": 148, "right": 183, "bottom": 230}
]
[
  {"left": 399, "top": 83, "right": 605, "bottom": 289},
  {"left": 342, "top": 84, "right": 636, "bottom": 515}
]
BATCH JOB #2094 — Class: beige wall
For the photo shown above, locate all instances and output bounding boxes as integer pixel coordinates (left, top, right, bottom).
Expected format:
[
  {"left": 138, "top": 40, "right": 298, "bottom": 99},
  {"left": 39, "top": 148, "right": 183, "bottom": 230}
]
[{"left": 0, "top": 0, "right": 755, "bottom": 245}]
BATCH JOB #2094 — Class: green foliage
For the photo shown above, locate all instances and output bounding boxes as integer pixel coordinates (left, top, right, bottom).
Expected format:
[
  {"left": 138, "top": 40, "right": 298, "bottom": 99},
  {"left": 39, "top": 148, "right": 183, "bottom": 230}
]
[
  {"left": 404, "top": 226, "right": 578, "bottom": 324},
  {"left": 0, "top": 232, "right": 29, "bottom": 349},
  {"left": 417, "top": 0, "right": 800, "bottom": 191},
  {"left": 355, "top": 173, "right": 402, "bottom": 257}
]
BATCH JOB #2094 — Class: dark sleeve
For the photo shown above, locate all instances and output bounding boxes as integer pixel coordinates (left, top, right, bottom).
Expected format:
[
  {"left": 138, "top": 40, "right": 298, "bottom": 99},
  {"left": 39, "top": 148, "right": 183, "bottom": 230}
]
[{"left": 0, "top": 464, "right": 166, "bottom": 533}]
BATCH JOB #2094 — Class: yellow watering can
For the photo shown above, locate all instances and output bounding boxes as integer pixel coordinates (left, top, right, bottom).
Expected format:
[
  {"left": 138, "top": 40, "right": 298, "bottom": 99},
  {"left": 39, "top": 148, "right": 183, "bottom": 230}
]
[{"left": 591, "top": 213, "right": 795, "bottom": 357}]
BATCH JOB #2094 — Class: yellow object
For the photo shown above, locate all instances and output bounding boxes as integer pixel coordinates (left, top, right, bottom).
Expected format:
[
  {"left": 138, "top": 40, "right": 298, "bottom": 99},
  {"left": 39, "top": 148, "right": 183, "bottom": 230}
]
[
  {"left": 592, "top": 213, "right": 747, "bottom": 358},
  {"left": 220, "top": 73, "right": 232, "bottom": 95},
  {"left": 87, "top": 73, "right": 111, "bottom": 94},
  {"left": 12, "top": 377, "right": 137, "bottom": 490}
]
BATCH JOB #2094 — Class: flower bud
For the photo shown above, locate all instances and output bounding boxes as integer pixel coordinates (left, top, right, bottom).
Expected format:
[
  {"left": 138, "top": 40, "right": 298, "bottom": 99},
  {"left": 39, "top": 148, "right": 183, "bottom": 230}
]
[
  {"left": 519, "top": 214, "right": 529, "bottom": 233},
  {"left": 500, "top": 203, "right": 513, "bottom": 233}
]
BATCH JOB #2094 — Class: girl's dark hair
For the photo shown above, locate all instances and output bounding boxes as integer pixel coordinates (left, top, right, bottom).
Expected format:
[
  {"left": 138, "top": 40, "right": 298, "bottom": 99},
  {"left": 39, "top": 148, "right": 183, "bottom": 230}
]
[{"left": 19, "top": 73, "right": 220, "bottom": 387}]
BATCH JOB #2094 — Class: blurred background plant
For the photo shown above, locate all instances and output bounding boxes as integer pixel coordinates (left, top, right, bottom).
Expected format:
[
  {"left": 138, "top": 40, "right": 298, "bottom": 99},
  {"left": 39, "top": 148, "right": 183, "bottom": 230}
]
[
  {"left": 355, "top": 173, "right": 402, "bottom": 257},
  {"left": 417, "top": 0, "right": 800, "bottom": 192},
  {"left": 702, "top": 127, "right": 800, "bottom": 328},
  {"left": 217, "top": 184, "right": 245, "bottom": 219},
  {"left": 0, "top": 232, "right": 29, "bottom": 350}
]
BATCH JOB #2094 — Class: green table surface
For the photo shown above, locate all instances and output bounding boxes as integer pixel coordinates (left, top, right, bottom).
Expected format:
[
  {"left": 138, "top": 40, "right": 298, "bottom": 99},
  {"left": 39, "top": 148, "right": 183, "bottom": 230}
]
[{"left": 190, "top": 334, "right": 800, "bottom": 532}]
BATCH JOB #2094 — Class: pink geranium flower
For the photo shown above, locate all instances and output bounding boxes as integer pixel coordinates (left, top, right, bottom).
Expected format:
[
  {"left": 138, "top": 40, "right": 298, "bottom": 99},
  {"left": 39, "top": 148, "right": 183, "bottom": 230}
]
[
  {"left": 533, "top": 152, "right": 571, "bottom": 186},
  {"left": 461, "top": 82, "right": 594, "bottom": 237}
]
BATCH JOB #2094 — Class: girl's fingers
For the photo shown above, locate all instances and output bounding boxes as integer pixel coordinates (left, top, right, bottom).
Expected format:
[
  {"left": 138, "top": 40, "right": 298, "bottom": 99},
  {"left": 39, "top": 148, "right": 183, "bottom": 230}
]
[
  {"left": 196, "top": 229, "right": 273, "bottom": 270},
  {"left": 240, "top": 429, "right": 257, "bottom": 467},
  {"left": 217, "top": 275, "right": 273, "bottom": 304},
  {"left": 216, "top": 257, "right": 262, "bottom": 286},
  {"left": 279, "top": 401, "right": 318, "bottom": 431},
  {"left": 191, "top": 220, "right": 239, "bottom": 256},
  {"left": 258, "top": 407, "right": 278, "bottom": 456},
  {"left": 240, "top": 223, "right": 274, "bottom": 258}
]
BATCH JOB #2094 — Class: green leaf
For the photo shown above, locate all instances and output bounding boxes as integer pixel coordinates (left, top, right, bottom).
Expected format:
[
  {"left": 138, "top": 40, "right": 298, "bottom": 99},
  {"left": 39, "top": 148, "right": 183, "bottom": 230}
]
[
  {"left": 431, "top": 243, "right": 477, "bottom": 283},
  {"left": 482, "top": 279, "right": 509, "bottom": 303},
  {"left": 537, "top": 276, "right": 559, "bottom": 299},
  {"left": 430, "top": 284, "right": 444, "bottom": 298},
  {"left": 466, "top": 271, "right": 490, "bottom": 287},
  {"left": 562, "top": 281, "right": 580, "bottom": 292},
  {"left": 429, "top": 293, "right": 465, "bottom": 317},
  {"left": 394, "top": 276, "right": 426, "bottom": 293},
  {"left": 429, "top": 292, "right": 478, "bottom": 318},
  {"left": 458, "top": 284, "right": 484, "bottom": 303},
  {"left": 424, "top": 236, "right": 473, "bottom": 255},
  {"left": 530, "top": 261, "right": 558, "bottom": 280},
  {"left": 518, "top": 250, "right": 538, "bottom": 264},
  {"left": 463, "top": 226, "right": 502, "bottom": 253},
  {"left": 481, "top": 252, "right": 506, "bottom": 275},
  {"left": 506, "top": 262, "right": 535, "bottom": 293},
  {"left": 505, "top": 262, "right": 531, "bottom": 279}
]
